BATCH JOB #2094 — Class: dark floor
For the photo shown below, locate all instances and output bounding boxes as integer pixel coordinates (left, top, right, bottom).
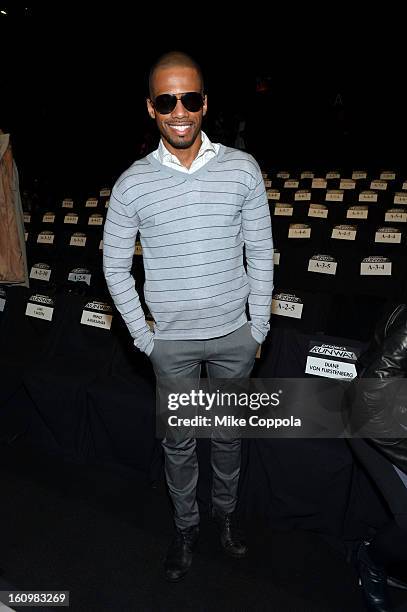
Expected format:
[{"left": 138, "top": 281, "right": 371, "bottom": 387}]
[{"left": 0, "top": 439, "right": 406, "bottom": 612}]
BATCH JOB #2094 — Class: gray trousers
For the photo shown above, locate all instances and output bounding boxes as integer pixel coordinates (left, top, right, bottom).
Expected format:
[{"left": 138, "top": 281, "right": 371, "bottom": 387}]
[{"left": 149, "top": 322, "right": 259, "bottom": 530}]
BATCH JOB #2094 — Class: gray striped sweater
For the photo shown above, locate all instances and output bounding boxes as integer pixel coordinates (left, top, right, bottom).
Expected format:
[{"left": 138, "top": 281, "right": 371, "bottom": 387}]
[{"left": 102, "top": 144, "right": 273, "bottom": 356}]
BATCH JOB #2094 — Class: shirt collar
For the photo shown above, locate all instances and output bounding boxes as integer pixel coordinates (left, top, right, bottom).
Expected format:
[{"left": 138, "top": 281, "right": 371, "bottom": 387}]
[{"left": 157, "top": 131, "right": 216, "bottom": 167}]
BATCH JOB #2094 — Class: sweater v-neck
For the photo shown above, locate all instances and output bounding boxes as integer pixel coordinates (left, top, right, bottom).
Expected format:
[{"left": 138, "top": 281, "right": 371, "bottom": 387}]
[{"left": 146, "top": 143, "right": 227, "bottom": 181}]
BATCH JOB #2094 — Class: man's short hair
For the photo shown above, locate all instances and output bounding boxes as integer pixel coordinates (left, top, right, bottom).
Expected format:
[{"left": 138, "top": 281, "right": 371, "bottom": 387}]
[{"left": 148, "top": 51, "right": 204, "bottom": 98}]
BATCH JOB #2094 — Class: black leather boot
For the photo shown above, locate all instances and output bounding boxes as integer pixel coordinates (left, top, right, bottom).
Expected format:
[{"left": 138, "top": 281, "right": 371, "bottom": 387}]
[
  {"left": 357, "top": 541, "right": 391, "bottom": 611},
  {"left": 212, "top": 510, "right": 248, "bottom": 558},
  {"left": 164, "top": 525, "right": 199, "bottom": 582}
]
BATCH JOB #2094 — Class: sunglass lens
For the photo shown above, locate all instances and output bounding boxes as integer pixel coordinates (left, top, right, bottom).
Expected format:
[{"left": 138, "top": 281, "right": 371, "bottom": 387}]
[
  {"left": 154, "top": 94, "right": 176, "bottom": 114},
  {"left": 182, "top": 93, "right": 204, "bottom": 112}
]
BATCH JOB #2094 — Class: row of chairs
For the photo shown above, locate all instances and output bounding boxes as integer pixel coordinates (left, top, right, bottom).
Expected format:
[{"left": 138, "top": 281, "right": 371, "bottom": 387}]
[
  {"left": 23, "top": 207, "right": 109, "bottom": 230},
  {"left": 263, "top": 168, "right": 405, "bottom": 184},
  {"left": 274, "top": 249, "right": 407, "bottom": 300},
  {"left": 269, "top": 196, "right": 407, "bottom": 219},
  {"left": 267, "top": 187, "right": 407, "bottom": 206},
  {"left": 24, "top": 233, "right": 143, "bottom": 297},
  {"left": 25, "top": 206, "right": 407, "bottom": 235}
]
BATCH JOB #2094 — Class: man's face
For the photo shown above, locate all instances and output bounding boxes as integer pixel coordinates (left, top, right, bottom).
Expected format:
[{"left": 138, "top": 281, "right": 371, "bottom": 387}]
[{"left": 147, "top": 66, "right": 207, "bottom": 150}]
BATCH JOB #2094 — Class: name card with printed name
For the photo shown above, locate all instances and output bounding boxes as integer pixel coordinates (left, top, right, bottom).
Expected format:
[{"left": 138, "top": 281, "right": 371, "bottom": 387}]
[
  {"left": 374, "top": 228, "right": 402, "bottom": 244},
  {"left": 326, "top": 172, "right": 341, "bottom": 179},
  {"left": 42, "top": 213, "right": 55, "bottom": 223},
  {"left": 64, "top": 214, "right": 79, "bottom": 224},
  {"left": 295, "top": 190, "right": 311, "bottom": 201},
  {"left": 331, "top": 226, "right": 357, "bottom": 240},
  {"left": 306, "top": 356, "right": 357, "bottom": 380},
  {"left": 308, "top": 257, "right": 337, "bottom": 275},
  {"left": 25, "top": 301, "right": 54, "bottom": 321},
  {"left": 135, "top": 242, "right": 143, "bottom": 255},
  {"left": 385, "top": 209, "right": 407, "bottom": 223},
  {"left": 359, "top": 191, "right": 378, "bottom": 203},
  {"left": 81, "top": 310, "right": 113, "bottom": 330},
  {"left": 312, "top": 178, "right": 327, "bottom": 189},
  {"left": 264, "top": 180, "right": 272, "bottom": 188},
  {"left": 288, "top": 225, "right": 311, "bottom": 239},
  {"left": 70, "top": 234, "right": 87, "bottom": 247},
  {"left": 360, "top": 258, "right": 392, "bottom": 276},
  {"left": 62, "top": 199, "right": 74, "bottom": 208},
  {"left": 23, "top": 213, "right": 31, "bottom": 223},
  {"left": 274, "top": 204, "right": 293, "bottom": 216},
  {"left": 81, "top": 304, "right": 113, "bottom": 330},
  {"left": 277, "top": 172, "right": 290, "bottom": 179},
  {"left": 88, "top": 215, "right": 103, "bottom": 226},
  {"left": 352, "top": 171, "right": 367, "bottom": 180},
  {"left": 86, "top": 198, "right": 98, "bottom": 208},
  {"left": 308, "top": 204, "right": 328, "bottom": 218},
  {"left": 340, "top": 179, "right": 356, "bottom": 190},
  {"left": 284, "top": 180, "right": 299, "bottom": 189},
  {"left": 394, "top": 193, "right": 407, "bottom": 205},
  {"left": 267, "top": 190, "right": 280, "bottom": 200},
  {"left": 273, "top": 251, "right": 280, "bottom": 265},
  {"left": 326, "top": 190, "right": 344, "bottom": 202},
  {"left": 347, "top": 206, "right": 368, "bottom": 220},
  {"left": 100, "top": 189, "right": 111, "bottom": 197},
  {"left": 370, "top": 180, "right": 387, "bottom": 190},
  {"left": 301, "top": 172, "right": 314, "bottom": 179},
  {"left": 272, "top": 297, "right": 303, "bottom": 319},
  {"left": 37, "top": 232, "right": 55, "bottom": 245},
  {"left": 29, "top": 265, "right": 52, "bottom": 282},
  {"left": 68, "top": 271, "right": 92, "bottom": 285},
  {"left": 380, "top": 171, "right": 396, "bottom": 180}
]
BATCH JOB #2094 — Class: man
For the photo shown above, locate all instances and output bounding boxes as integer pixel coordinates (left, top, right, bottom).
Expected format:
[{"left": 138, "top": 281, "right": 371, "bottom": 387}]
[{"left": 103, "top": 51, "right": 274, "bottom": 581}]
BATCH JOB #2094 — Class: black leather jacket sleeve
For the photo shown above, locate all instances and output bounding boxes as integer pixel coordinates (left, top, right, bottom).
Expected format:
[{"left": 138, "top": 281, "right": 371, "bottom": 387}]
[{"left": 353, "top": 319, "right": 407, "bottom": 473}]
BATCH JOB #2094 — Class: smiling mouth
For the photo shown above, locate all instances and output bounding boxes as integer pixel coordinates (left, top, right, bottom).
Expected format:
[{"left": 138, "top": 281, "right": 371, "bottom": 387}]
[{"left": 167, "top": 124, "right": 193, "bottom": 134}]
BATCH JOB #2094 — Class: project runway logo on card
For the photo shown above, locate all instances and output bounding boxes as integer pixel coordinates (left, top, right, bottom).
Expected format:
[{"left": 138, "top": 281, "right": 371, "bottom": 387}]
[
  {"left": 273, "top": 292, "right": 301, "bottom": 304},
  {"left": 84, "top": 301, "right": 112, "bottom": 313},
  {"left": 309, "top": 344, "right": 357, "bottom": 360},
  {"left": 29, "top": 294, "right": 55, "bottom": 306}
]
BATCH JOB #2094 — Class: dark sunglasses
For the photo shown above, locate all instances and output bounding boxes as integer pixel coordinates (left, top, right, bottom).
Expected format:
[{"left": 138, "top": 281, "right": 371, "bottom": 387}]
[{"left": 151, "top": 92, "right": 204, "bottom": 115}]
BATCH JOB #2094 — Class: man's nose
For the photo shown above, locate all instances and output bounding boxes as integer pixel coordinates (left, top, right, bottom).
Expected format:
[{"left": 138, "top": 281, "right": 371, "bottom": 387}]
[{"left": 171, "top": 99, "right": 189, "bottom": 118}]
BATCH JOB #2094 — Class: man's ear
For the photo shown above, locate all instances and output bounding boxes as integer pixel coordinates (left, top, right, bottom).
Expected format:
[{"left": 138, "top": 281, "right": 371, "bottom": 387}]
[
  {"left": 202, "top": 94, "right": 208, "bottom": 118},
  {"left": 146, "top": 98, "right": 156, "bottom": 120}
]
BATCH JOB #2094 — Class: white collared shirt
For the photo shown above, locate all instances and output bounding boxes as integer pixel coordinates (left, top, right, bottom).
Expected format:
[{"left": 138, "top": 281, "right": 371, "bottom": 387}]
[{"left": 152, "top": 130, "right": 220, "bottom": 173}]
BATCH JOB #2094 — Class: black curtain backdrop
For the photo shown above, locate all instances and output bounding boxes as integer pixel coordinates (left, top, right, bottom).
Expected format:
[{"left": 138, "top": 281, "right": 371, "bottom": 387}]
[{"left": 2, "top": 9, "right": 406, "bottom": 200}]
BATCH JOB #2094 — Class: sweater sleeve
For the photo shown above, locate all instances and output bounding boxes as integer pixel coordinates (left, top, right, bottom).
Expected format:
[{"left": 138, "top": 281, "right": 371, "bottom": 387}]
[
  {"left": 242, "top": 161, "right": 274, "bottom": 344},
  {"left": 102, "top": 182, "right": 154, "bottom": 356}
]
